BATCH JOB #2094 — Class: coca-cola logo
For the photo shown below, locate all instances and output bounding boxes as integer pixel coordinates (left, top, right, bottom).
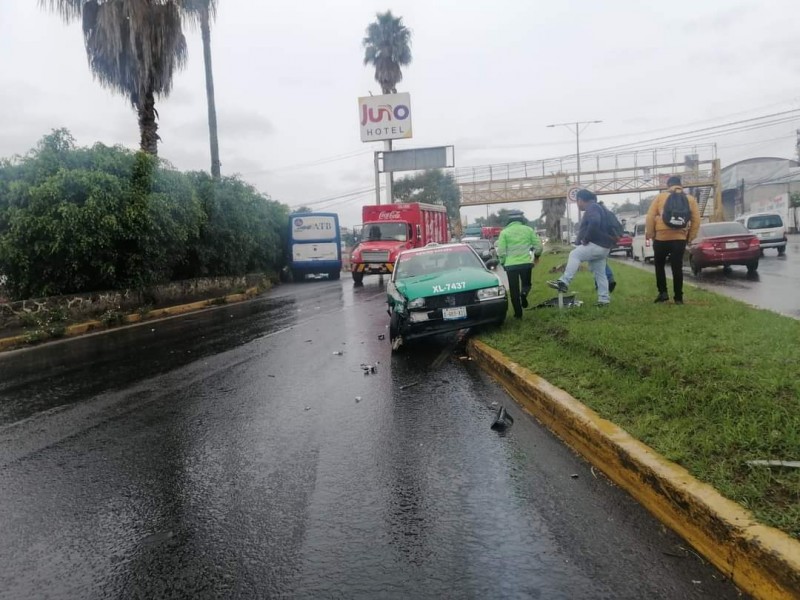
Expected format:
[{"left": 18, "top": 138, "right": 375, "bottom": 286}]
[{"left": 378, "top": 211, "right": 401, "bottom": 220}]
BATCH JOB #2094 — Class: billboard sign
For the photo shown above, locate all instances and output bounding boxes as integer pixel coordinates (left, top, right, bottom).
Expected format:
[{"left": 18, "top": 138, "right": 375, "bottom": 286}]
[
  {"left": 358, "top": 93, "right": 412, "bottom": 142},
  {"left": 382, "top": 146, "right": 454, "bottom": 173}
]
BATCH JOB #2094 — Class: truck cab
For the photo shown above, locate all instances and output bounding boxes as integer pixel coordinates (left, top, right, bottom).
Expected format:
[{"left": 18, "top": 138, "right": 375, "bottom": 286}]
[{"left": 350, "top": 203, "right": 449, "bottom": 284}]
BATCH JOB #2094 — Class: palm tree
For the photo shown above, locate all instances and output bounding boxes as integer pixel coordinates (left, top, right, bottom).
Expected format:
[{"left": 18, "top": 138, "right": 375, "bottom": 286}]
[
  {"left": 182, "top": 0, "right": 221, "bottom": 178},
  {"left": 40, "top": 0, "right": 187, "bottom": 156},
  {"left": 362, "top": 11, "right": 412, "bottom": 95}
]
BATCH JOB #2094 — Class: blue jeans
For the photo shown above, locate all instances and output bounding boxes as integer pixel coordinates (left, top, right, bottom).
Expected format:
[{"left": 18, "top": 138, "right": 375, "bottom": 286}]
[{"left": 561, "top": 243, "right": 611, "bottom": 303}]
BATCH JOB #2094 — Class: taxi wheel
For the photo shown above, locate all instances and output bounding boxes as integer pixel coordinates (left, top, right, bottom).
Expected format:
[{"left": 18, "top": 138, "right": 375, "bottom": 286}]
[{"left": 389, "top": 311, "right": 404, "bottom": 351}]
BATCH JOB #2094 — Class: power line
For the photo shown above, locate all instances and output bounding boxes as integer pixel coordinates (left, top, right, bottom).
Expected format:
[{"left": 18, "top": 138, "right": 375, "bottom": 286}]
[
  {"left": 240, "top": 149, "right": 373, "bottom": 176},
  {"left": 582, "top": 111, "right": 800, "bottom": 155},
  {"left": 473, "top": 101, "right": 800, "bottom": 152}
]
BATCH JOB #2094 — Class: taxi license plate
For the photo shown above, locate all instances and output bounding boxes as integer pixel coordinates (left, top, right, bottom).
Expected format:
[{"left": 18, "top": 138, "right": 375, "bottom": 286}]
[
  {"left": 725, "top": 242, "right": 739, "bottom": 249},
  {"left": 442, "top": 306, "right": 467, "bottom": 320}
]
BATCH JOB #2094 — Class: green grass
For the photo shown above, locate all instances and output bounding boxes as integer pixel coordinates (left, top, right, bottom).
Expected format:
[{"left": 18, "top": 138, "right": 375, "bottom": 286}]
[{"left": 480, "top": 248, "right": 800, "bottom": 538}]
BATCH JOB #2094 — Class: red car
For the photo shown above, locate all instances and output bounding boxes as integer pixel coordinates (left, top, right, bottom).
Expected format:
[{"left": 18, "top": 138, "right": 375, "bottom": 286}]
[
  {"left": 610, "top": 232, "right": 633, "bottom": 258},
  {"left": 687, "top": 222, "right": 760, "bottom": 276}
]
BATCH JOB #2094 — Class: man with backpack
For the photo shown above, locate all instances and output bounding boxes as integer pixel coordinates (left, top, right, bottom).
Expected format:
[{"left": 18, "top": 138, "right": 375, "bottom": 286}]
[
  {"left": 547, "top": 189, "right": 620, "bottom": 306},
  {"left": 645, "top": 175, "right": 701, "bottom": 304}
]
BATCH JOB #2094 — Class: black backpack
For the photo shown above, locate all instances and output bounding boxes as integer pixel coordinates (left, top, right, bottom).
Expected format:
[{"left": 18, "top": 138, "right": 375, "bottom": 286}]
[
  {"left": 662, "top": 190, "right": 691, "bottom": 229},
  {"left": 600, "top": 204, "right": 624, "bottom": 241}
]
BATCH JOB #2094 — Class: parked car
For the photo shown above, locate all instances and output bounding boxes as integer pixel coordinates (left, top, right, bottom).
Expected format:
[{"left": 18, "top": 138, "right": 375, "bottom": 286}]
[
  {"left": 687, "top": 221, "right": 760, "bottom": 276},
  {"left": 630, "top": 219, "right": 654, "bottom": 263},
  {"left": 463, "top": 238, "right": 498, "bottom": 267},
  {"left": 610, "top": 231, "right": 633, "bottom": 257},
  {"left": 735, "top": 212, "right": 787, "bottom": 256},
  {"left": 386, "top": 243, "right": 507, "bottom": 350}
]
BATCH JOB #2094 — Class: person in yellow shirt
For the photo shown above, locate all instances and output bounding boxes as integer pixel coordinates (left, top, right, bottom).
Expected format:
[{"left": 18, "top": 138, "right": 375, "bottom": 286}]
[{"left": 645, "top": 176, "right": 701, "bottom": 304}]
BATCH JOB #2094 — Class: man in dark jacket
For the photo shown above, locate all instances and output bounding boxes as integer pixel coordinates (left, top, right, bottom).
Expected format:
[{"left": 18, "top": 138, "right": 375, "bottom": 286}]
[{"left": 547, "top": 189, "right": 614, "bottom": 306}]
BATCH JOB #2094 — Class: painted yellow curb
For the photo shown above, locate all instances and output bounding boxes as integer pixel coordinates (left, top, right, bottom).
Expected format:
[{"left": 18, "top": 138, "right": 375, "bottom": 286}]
[
  {"left": 0, "top": 286, "right": 263, "bottom": 353},
  {"left": 468, "top": 338, "right": 800, "bottom": 600}
]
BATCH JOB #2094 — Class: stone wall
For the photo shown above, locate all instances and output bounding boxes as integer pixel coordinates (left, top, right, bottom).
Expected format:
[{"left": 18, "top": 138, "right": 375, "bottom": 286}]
[{"left": 0, "top": 274, "right": 267, "bottom": 330}]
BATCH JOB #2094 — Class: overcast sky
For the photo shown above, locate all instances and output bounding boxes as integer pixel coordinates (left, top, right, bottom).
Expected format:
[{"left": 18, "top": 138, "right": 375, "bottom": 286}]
[{"left": 2, "top": 0, "right": 800, "bottom": 227}]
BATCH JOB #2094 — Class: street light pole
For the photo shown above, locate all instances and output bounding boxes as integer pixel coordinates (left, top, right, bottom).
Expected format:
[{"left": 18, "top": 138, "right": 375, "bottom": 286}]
[{"left": 547, "top": 120, "right": 602, "bottom": 241}]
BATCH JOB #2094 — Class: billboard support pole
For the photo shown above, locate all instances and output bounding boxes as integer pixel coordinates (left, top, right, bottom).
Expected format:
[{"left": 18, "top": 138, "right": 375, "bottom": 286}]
[
  {"left": 374, "top": 151, "right": 381, "bottom": 205},
  {"left": 385, "top": 139, "right": 393, "bottom": 203}
]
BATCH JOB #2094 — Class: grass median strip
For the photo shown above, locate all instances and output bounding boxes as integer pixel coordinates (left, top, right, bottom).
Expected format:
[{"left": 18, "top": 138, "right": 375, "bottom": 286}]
[{"left": 479, "top": 250, "right": 800, "bottom": 539}]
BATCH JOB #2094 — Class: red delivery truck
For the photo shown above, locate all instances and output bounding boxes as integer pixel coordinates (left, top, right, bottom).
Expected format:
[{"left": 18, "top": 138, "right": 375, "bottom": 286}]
[
  {"left": 351, "top": 202, "right": 449, "bottom": 284},
  {"left": 481, "top": 226, "right": 502, "bottom": 241}
]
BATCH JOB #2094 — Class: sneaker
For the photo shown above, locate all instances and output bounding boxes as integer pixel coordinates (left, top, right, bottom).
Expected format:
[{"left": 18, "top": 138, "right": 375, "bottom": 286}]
[
  {"left": 547, "top": 280, "right": 569, "bottom": 293},
  {"left": 674, "top": 298, "right": 684, "bottom": 305},
  {"left": 521, "top": 294, "right": 529, "bottom": 308},
  {"left": 654, "top": 292, "right": 669, "bottom": 303},
  {"left": 608, "top": 281, "right": 617, "bottom": 293}
]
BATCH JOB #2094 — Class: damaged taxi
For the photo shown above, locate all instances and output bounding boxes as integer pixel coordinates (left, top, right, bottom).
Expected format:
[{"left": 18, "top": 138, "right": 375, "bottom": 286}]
[{"left": 387, "top": 243, "right": 507, "bottom": 350}]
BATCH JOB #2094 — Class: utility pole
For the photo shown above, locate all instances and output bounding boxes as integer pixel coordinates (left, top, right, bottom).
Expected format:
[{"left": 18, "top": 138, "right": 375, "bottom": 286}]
[{"left": 547, "top": 120, "right": 602, "bottom": 240}]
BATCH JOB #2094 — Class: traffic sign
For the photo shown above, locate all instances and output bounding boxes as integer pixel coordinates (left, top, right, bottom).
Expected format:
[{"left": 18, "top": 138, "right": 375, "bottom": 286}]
[{"left": 567, "top": 186, "right": 580, "bottom": 202}]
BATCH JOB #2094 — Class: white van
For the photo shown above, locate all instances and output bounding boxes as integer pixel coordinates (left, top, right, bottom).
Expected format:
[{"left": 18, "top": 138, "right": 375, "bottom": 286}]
[
  {"left": 630, "top": 218, "right": 654, "bottom": 263},
  {"left": 735, "top": 212, "right": 787, "bottom": 256}
]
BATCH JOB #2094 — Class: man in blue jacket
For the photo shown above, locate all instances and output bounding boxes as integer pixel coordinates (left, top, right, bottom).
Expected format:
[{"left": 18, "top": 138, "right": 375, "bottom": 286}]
[{"left": 547, "top": 189, "right": 614, "bottom": 306}]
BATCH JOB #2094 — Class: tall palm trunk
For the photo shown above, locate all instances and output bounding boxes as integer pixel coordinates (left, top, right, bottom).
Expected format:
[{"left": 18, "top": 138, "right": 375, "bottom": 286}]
[
  {"left": 201, "top": 7, "right": 221, "bottom": 179},
  {"left": 137, "top": 90, "right": 159, "bottom": 155}
]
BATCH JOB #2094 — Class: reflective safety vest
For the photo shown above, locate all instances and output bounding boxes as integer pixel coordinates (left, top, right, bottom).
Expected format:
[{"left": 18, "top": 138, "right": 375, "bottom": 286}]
[{"left": 496, "top": 222, "right": 542, "bottom": 267}]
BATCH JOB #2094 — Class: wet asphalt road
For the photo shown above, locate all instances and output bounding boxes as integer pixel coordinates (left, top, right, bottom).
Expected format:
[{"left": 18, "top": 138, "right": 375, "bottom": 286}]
[
  {"left": 0, "top": 278, "right": 747, "bottom": 599},
  {"left": 616, "top": 232, "right": 800, "bottom": 319}
]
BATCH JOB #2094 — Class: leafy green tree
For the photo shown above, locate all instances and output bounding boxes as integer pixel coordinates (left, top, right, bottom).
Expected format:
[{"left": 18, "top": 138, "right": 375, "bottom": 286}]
[
  {"left": 393, "top": 169, "right": 460, "bottom": 222},
  {"left": 0, "top": 130, "right": 289, "bottom": 299},
  {"left": 362, "top": 11, "right": 412, "bottom": 94},
  {"left": 475, "top": 209, "right": 524, "bottom": 228},
  {"left": 612, "top": 201, "right": 641, "bottom": 215},
  {"left": 181, "top": 172, "right": 289, "bottom": 278},
  {"left": 182, "top": 0, "right": 221, "bottom": 177},
  {"left": 41, "top": 0, "right": 187, "bottom": 155}
]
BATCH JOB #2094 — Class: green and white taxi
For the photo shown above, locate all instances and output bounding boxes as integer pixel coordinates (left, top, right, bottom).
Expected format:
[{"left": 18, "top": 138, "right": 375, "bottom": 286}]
[{"left": 387, "top": 243, "right": 507, "bottom": 349}]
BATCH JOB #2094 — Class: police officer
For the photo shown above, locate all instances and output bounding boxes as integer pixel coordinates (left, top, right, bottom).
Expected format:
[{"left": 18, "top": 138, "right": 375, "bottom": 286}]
[{"left": 496, "top": 210, "right": 543, "bottom": 319}]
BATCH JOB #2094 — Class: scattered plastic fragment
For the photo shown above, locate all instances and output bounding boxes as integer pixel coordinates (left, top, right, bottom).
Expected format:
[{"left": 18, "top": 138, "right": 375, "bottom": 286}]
[
  {"left": 332, "top": 351, "right": 343, "bottom": 356},
  {"left": 378, "top": 334, "right": 385, "bottom": 340},
  {"left": 570, "top": 474, "right": 579, "bottom": 479},
  {"left": 490, "top": 406, "right": 514, "bottom": 431},
  {"left": 746, "top": 460, "right": 800, "bottom": 468},
  {"left": 355, "top": 396, "right": 362, "bottom": 403},
  {"left": 304, "top": 406, "right": 311, "bottom": 411},
  {"left": 399, "top": 382, "right": 418, "bottom": 390}
]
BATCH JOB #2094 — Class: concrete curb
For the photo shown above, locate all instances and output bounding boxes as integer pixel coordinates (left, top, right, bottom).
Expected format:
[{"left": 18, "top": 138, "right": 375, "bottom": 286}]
[
  {"left": 0, "top": 286, "right": 263, "bottom": 354},
  {"left": 468, "top": 338, "right": 800, "bottom": 600}
]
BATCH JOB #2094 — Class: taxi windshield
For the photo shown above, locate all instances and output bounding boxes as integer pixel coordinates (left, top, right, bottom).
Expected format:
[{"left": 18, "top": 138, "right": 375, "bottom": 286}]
[{"left": 395, "top": 247, "right": 482, "bottom": 279}]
